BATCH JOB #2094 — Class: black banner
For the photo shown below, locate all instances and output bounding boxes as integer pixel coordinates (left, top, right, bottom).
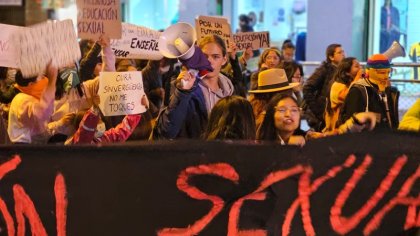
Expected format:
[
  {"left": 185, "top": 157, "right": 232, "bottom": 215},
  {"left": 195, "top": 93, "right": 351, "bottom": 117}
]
[{"left": 0, "top": 131, "right": 419, "bottom": 235}]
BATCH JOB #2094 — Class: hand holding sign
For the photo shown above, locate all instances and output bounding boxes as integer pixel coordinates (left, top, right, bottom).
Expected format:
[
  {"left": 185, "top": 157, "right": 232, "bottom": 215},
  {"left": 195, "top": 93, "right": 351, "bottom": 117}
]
[
  {"left": 98, "top": 34, "right": 110, "bottom": 48},
  {"left": 98, "top": 71, "right": 146, "bottom": 116},
  {"left": 141, "top": 94, "right": 149, "bottom": 110},
  {"left": 228, "top": 41, "right": 238, "bottom": 60}
]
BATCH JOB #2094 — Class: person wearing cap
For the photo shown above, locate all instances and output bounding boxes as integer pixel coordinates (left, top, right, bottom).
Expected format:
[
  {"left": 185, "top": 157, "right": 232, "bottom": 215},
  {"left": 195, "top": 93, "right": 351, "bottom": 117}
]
[
  {"left": 340, "top": 54, "right": 399, "bottom": 130},
  {"left": 248, "top": 68, "right": 300, "bottom": 130}
]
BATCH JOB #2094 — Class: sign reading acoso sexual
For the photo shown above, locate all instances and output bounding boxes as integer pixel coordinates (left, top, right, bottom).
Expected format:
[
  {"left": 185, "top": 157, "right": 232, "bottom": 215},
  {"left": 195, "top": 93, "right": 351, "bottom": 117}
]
[{"left": 0, "top": 131, "right": 418, "bottom": 235}]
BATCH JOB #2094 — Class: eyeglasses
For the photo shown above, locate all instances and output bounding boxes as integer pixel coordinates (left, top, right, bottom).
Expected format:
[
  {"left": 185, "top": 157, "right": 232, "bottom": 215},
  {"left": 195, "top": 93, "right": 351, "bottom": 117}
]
[{"left": 275, "top": 106, "right": 301, "bottom": 115}]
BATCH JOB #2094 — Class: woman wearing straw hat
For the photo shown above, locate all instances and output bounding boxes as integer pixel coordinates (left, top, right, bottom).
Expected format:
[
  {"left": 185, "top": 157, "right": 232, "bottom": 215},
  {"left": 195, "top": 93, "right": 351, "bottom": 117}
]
[
  {"left": 248, "top": 68, "right": 300, "bottom": 130},
  {"left": 249, "top": 48, "right": 284, "bottom": 91}
]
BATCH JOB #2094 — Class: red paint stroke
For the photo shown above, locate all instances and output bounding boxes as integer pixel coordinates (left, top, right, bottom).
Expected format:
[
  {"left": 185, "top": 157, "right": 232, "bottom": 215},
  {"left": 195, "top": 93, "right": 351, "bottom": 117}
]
[
  {"left": 158, "top": 163, "right": 239, "bottom": 236},
  {"left": 228, "top": 192, "right": 267, "bottom": 236},
  {"left": 14, "top": 184, "right": 47, "bottom": 236},
  {"left": 298, "top": 167, "right": 315, "bottom": 236},
  {"left": 282, "top": 155, "right": 356, "bottom": 235},
  {"left": 364, "top": 165, "right": 420, "bottom": 235},
  {"left": 228, "top": 165, "right": 305, "bottom": 236},
  {"left": 0, "top": 155, "right": 21, "bottom": 179},
  {"left": 404, "top": 203, "right": 417, "bottom": 230},
  {"left": 55, "top": 173, "right": 67, "bottom": 236},
  {"left": 0, "top": 197, "right": 15, "bottom": 235},
  {"left": 417, "top": 208, "right": 420, "bottom": 227},
  {"left": 330, "top": 155, "right": 407, "bottom": 235}
]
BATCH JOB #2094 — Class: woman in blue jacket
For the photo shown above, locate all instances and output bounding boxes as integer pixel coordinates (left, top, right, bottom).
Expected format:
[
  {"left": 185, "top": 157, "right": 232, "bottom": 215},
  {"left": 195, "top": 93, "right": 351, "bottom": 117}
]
[{"left": 153, "top": 35, "right": 234, "bottom": 139}]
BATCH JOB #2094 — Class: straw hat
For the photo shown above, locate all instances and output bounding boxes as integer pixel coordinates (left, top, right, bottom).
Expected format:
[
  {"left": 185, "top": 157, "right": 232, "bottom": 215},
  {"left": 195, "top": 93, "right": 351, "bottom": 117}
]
[{"left": 249, "top": 68, "right": 299, "bottom": 93}]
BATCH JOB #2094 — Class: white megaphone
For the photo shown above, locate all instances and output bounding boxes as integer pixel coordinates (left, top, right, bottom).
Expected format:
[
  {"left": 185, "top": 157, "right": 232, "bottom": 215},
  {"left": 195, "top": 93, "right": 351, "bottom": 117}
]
[
  {"left": 158, "top": 22, "right": 197, "bottom": 60},
  {"left": 383, "top": 41, "right": 406, "bottom": 61}
]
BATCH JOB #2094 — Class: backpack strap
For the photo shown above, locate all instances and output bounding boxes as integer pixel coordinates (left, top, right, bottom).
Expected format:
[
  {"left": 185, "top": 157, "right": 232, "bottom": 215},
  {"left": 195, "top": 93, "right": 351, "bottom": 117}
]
[{"left": 352, "top": 83, "right": 369, "bottom": 112}]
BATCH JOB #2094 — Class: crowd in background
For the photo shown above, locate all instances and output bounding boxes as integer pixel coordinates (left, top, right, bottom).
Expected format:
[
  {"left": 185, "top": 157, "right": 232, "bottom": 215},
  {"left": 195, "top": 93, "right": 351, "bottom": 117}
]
[{"left": 0, "top": 25, "right": 419, "bottom": 146}]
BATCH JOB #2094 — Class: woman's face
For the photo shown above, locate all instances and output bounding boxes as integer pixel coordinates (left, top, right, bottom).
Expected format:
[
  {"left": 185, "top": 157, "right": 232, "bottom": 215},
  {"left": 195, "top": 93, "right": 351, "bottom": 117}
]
[
  {"left": 265, "top": 51, "right": 281, "bottom": 69},
  {"left": 274, "top": 97, "right": 300, "bottom": 135},
  {"left": 201, "top": 42, "right": 227, "bottom": 78},
  {"left": 291, "top": 69, "right": 303, "bottom": 91},
  {"left": 349, "top": 59, "right": 361, "bottom": 78}
]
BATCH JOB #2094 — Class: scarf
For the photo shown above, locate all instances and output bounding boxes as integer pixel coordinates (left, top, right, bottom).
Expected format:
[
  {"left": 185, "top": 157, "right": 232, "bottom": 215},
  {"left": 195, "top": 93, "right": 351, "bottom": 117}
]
[{"left": 15, "top": 77, "right": 48, "bottom": 100}]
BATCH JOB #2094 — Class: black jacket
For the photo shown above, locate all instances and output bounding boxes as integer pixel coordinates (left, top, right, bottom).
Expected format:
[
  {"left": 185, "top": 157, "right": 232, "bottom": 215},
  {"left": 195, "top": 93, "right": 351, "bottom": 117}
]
[{"left": 341, "top": 79, "right": 399, "bottom": 130}]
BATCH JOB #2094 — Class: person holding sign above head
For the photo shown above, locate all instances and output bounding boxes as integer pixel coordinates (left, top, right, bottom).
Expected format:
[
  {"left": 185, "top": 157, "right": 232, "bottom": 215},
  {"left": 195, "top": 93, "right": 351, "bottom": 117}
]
[
  {"left": 47, "top": 33, "right": 116, "bottom": 143},
  {"left": 152, "top": 35, "right": 234, "bottom": 139},
  {"left": 221, "top": 41, "right": 250, "bottom": 98},
  {"left": 65, "top": 94, "right": 149, "bottom": 144},
  {"left": 79, "top": 34, "right": 111, "bottom": 82},
  {"left": 7, "top": 62, "right": 58, "bottom": 144}
]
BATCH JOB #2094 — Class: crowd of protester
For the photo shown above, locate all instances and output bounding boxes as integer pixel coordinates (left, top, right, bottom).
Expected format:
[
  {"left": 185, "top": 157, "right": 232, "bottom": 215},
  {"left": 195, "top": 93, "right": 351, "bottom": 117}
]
[{"left": 0, "top": 31, "right": 419, "bottom": 146}]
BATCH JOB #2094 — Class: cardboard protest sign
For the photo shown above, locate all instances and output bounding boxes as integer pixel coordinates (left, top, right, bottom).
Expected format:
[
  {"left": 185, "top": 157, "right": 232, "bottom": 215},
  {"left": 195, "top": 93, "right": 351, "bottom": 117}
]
[
  {"left": 110, "top": 23, "right": 163, "bottom": 60},
  {"left": 77, "top": 0, "right": 122, "bottom": 39},
  {"left": 233, "top": 31, "right": 270, "bottom": 51},
  {"left": 195, "top": 15, "right": 233, "bottom": 50},
  {"left": 98, "top": 71, "right": 146, "bottom": 116},
  {"left": 0, "top": 24, "right": 23, "bottom": 68},
  {"left": 0, "top": 0, "right": 22, "bottom": 6},
  {"left": 13, "top": 19, "right": 81, "bottom": 78}
]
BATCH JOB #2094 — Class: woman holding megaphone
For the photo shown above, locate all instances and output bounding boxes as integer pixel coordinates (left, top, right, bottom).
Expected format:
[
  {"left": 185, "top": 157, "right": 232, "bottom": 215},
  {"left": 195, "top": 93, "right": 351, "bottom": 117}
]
[{"left": 152, "top": 35, "right": 234, "bottom": 139}]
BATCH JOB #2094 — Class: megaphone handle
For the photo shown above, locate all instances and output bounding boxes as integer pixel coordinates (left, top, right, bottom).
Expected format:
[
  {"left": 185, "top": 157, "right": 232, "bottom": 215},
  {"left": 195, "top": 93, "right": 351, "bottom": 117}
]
[{"left": 180, "top": 69, "right": 200, "bottom": 89}]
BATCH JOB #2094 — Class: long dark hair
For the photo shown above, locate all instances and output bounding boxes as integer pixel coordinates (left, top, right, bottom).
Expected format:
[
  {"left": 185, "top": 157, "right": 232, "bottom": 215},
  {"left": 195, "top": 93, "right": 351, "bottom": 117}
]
[
  {"left": 325, "top": 57, "right": 356, "bottom": 116},
  {"left": 334, "top": 57, "right": 356, "bottom": 86},
  {"left": 283, "top": 61, "right": 301, "bottom": 83},
  {"left": 257, "top": 94, "right": 299, "bottom": 141},
  {"left": 204, "top": 96, "right": 256, "bottom": 140}
]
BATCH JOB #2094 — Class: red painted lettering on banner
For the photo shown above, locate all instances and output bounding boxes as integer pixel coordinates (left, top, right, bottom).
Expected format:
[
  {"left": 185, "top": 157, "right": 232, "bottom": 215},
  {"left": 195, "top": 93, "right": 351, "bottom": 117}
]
[
  {"left": 0, "top": 197, "right": 15, "bottom": 235},
  {"left": 0, "top": 155, "right": 21, "bottom": 179},
  {"left": 158, "top": 163, "right": 239, "bottom": 236},
  {"left": 0, "top": 155, "right": 22, "bottom": 235},
  {"left": 330, "top": 155, "right": 408, "bottom": 235},
  {"left": 282, "top": 155, "right": 356, "bottom": 235},
  {"left": 55, "top": 173, "right": 67, "bottom": 236},
  {"left": 13, "top": 184, "right": 48, "bottom": 236},
  {"left": 0, "top": 155, "right": 68, "bottom": 236},
  {"left": 227, "top": 165, "right": 305, "bottom": 236},
  {"left": 364, "top": 165, "right": 420, "bottom": 235}
]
